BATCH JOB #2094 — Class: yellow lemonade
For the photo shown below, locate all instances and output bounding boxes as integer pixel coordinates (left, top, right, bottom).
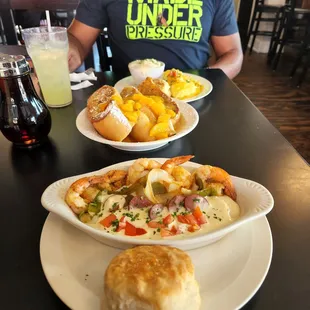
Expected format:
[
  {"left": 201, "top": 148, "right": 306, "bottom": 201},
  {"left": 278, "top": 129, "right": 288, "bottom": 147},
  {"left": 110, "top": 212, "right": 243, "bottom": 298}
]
[{"left": 29, "top": 48, "right": 72, "bottom": 107}]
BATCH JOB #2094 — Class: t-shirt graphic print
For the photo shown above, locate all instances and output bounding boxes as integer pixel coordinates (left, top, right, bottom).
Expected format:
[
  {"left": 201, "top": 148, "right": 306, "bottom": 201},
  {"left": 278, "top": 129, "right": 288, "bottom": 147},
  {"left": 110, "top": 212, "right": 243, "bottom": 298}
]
[
  {"left": 125, "top": 0, "right": 204, "bottom": 42},
  {"left": 76, "top": 0, "right": 239, "bottom": 70}
]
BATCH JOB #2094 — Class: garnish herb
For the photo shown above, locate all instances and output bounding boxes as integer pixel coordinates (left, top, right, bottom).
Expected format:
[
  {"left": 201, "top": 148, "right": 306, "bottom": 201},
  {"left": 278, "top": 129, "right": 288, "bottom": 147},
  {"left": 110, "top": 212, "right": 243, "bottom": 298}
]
[
  {"left": 156, "top": 228, "right": 160, "bottom": 232},
  {"left": 111, "top": 219, "right": 119, "bottom": 227},
  {"left": 109, "top": 202, "right": 119, "bottom": 213},
  {"left": 180, "top": 211, "right": 190, "bottom": 216},
  {"left": 131, "top": 213, "right": 140, "bottom": 221},
  {"left": 153, "top": 231, "right": 156, "bottom": 235},
  {"left": 123, "top": 212, "right": 134, "bottom": 218},
  {"left": 193, "top": 198, "right": 200, "bottom": 202},
  {"left": 179, "top": 202, "right": 185, "bottom": 207}
]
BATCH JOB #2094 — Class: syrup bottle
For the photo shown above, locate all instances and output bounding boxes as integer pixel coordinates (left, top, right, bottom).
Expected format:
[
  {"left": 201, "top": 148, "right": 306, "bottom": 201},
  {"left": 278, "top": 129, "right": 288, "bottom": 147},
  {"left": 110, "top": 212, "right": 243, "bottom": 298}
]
[{"left": 0, "top": 54, "right": 51, "bottom": 148}]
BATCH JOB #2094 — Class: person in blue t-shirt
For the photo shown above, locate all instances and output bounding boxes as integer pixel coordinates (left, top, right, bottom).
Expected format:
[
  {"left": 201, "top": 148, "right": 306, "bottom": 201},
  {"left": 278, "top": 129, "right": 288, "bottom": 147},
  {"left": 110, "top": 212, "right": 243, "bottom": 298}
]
[{"left": 68, "top": 0, "right": 243, "bottom": 79}]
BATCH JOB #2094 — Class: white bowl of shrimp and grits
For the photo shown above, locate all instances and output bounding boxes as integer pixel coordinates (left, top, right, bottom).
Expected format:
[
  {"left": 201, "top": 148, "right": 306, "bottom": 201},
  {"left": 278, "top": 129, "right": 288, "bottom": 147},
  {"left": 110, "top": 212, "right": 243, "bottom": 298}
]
[{"left": 41, "top": 156, "right": 274, "bottom": 250}]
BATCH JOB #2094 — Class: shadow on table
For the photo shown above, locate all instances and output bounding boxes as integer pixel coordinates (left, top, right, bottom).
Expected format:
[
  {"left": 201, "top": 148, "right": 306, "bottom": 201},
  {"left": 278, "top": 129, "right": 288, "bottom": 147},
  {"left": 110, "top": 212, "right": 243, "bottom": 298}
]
[
  {"left": 10, "top": 137, "right": 59, "bottom": 176},
  {"left": 81, "top": 136, "right": 196, "bottom": 171}
]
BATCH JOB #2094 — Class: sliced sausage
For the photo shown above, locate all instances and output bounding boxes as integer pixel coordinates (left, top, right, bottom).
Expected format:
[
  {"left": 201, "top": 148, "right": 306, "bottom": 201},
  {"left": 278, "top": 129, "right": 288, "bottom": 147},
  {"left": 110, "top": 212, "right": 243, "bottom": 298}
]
[
  {"left": 168, "top": 195, "right": 185, "bottom": 213},
  {"left": 129, "top": 195, "right": 153, "bottom": 210},
  {"left": 149, "top": 204, "right": 164, "bottom": 220},
  {"left": 184, "top": 194, "right": 209, "bottom": 211}
]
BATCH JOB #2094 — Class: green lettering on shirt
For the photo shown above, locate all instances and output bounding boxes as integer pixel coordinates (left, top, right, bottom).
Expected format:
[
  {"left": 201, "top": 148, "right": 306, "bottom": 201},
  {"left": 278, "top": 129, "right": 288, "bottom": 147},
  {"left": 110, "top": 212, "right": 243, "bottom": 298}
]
[{"left": 125, "top": 0, "right": 203, "bottom": 42}]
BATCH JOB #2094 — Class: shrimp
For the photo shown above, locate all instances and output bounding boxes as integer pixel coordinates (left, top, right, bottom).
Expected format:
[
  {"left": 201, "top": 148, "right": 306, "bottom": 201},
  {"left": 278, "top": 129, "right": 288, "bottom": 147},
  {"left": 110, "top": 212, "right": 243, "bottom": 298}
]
[
  {"left": 127, "top": 158, "right": 161, "bottom": 185},
  {"left": 161, "top": 155, "right": 194, "bottom": 189},
  {"left": 65, "top": 170, "right": 127, "bottom": 215},
  {"left": 94, "top": 170, "right": 128, "bottom": 192},
  {"left": 192, "top": 165, "right": 237, "bottom": 201}
]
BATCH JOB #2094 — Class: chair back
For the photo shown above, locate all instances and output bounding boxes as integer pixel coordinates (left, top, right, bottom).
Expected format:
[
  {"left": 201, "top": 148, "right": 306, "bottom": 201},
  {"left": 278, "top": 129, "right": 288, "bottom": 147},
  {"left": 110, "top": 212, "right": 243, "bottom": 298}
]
[{"left": 97, "top": 28, "right": 113, "bottom": 71}]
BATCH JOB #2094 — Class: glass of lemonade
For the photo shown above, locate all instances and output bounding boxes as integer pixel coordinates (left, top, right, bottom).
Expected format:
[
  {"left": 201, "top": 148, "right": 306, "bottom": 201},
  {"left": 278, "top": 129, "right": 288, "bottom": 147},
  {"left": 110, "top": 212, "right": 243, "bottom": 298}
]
[{"left": 22, "top": 27, "right": 72, "bottom": 108}]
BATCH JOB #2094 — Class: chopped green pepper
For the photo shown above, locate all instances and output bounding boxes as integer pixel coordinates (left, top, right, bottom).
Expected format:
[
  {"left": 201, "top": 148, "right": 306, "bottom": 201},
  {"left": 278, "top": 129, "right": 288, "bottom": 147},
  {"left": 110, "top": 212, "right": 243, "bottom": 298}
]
[
  {"left": 152, "top": 182, "right": 167, "bottom": 195},
  {"left": 79, "top": 212, "right": 92, "bottom": 223},
  {"left": 88, "top": 202, "right": 100, "bottom": 214},
  {"left": 197, "top": 188, "right": 216, "bottom": 197},
  {"left": 195, "top": 176, "right": 204, "bottom": 190}
]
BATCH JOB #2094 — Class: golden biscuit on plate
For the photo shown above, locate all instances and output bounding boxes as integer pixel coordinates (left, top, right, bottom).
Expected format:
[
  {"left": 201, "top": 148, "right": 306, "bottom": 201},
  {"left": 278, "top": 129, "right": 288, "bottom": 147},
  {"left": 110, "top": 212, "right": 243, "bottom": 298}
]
[
  {"left": 87, "top": 85, "right": 132, "bottom": 141},
  {"left": 153, "top": 78, "right": 171, "bottom": 97},
  {"left": 103, "top": 245, "right": 201, "bottom": 310}
]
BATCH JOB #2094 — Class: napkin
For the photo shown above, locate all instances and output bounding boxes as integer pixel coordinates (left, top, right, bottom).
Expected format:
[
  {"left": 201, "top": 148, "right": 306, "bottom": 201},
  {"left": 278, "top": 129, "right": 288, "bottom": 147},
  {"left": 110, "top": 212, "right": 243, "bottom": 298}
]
[
  {"left": 71, "top": 80, "right": 94, "bottom": 90},
  {"left": 69, "top": 69, "right": 98, "bottom": 83},
  {"left": 70, "top": 68, "right": 97, "bottom": 90}
]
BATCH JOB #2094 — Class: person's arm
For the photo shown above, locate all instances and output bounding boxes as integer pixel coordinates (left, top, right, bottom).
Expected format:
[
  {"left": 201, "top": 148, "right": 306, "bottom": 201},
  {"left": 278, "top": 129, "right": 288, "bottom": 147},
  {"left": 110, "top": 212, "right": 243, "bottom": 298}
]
[
  {"left": 209, "top": 33, "right": 243, "bottom": 79},
  {"left": 209, "top": 0, "right": 243, "bottom": 79},
  {"left": 67, "top": 0, "right": 107, "bottom": 72},
  {"left": 67, "top": 19, "right": 101, "bottom": 72}
]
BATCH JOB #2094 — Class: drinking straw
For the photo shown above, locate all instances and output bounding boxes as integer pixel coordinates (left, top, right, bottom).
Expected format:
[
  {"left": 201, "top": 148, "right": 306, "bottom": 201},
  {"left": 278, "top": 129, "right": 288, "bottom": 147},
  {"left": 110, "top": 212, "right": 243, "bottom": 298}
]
[{"left": 45, "top": 10, "right": 52, "bottom": 32}]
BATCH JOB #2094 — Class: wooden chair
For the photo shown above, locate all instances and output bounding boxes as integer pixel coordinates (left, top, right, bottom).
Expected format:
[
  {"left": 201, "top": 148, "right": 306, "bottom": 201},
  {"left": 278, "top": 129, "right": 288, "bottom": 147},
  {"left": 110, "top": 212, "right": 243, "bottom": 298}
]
[
  {"left": 246, "top": 0, "right": 286, "bottom": 54},
  {"left": 0, "top": 9, "right": 18, "bottom": 45},
  {"left": 96, "top": 28, "right": 113, "bottom": 72},
  {"left": 289, "top": 21, "right": 310, "bottom": 86},
  {"left": 52, "top": 10, "right": 74, "bottom": 28},
  {"left": 268, "top": 6, "right": 310, "bottom": 70}
]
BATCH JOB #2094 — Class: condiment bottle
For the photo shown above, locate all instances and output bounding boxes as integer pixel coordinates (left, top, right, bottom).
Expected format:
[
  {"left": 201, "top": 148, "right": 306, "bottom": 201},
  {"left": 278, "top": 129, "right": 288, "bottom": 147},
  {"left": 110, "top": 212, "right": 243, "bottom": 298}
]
[{"left": 0, "top": 54, "right": 51, "bottom": 148}]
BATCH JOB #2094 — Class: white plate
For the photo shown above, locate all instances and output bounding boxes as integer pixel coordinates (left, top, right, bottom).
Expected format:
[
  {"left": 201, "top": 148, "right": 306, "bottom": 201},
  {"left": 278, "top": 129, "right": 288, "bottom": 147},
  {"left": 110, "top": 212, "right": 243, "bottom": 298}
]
[
  {"left": 40, "top": 213, "right": 273, "bottom": 310},
  {"left": 76, "top": 99, "right": 199, "bottom": 152},
  {"left": 41, "top": 159, "right": 274, "bottom": 250},
  {"left": 114, "top": 73, "right": 213, "bottom": 103}
]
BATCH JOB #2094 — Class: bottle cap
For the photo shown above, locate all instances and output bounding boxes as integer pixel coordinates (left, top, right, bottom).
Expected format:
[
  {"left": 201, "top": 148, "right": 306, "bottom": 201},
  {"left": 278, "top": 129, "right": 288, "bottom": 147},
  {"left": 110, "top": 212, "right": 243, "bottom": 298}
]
[{"left": 0, "top": 54, "right": 30, "bottom": 78}]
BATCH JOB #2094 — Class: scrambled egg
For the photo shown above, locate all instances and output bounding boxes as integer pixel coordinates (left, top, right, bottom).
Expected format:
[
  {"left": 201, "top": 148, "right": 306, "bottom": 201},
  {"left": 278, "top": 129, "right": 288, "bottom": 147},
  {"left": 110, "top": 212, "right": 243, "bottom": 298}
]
[{"left": 163, "top": 69, "right": 203, "bottom": 100}]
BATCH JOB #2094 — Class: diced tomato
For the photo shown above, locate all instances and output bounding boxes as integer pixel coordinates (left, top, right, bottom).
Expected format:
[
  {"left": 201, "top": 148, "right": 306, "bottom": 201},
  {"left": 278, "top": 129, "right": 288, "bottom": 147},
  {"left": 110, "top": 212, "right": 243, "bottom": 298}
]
[
  {"left": 170, "top": 225, "right": 178, "bottom": 234},
  {"left": 170, "top": 70, "right": 177, "bottom": 77},
  {"left": 163, "top": 214, "right": 173, "bottom": 226},
  {"left": 116, "top": 217, "right": 126, "bottom": 232},
  {"left": 188, "top": 224, "right": 201, "bottom": 233},
  {"left": 116, "top": 226, "right": 123, "bottom": 232},
  {"left": 193, "top": 207, "right": 208, "bottom": 225},
  {"left": 125, "top": 222, "right": 137, "bottom": 236},
  {"left": 100, "top": 214, "right": 117, "bottom": 228},
  {"left": 136, "top": 228, "right": 147, "bottom": 235},
  {"left": 160, "top": 228, "right": 176, "bottom": 237},
  {"left": 147, "top": 221, "right": 165, "bottom": 228},
  {"left": 177, "top": 214, "right": 198, "bottom": 226}
]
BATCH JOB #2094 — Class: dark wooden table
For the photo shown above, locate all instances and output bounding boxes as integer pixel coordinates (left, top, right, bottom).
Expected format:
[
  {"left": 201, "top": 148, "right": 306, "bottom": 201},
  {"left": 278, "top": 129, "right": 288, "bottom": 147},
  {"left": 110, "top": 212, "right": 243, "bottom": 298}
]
[{"left": 1, "top": 68, "right": 310, "bottom": 310}]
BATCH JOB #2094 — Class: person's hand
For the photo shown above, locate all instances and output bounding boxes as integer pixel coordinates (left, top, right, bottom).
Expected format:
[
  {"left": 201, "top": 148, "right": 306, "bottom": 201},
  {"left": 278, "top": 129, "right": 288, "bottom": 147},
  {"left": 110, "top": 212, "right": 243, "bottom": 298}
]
[
  {"left": 67, "top": 20, "right": 101, "bottom": 72},
  {"left": 68, "top": 33, "right": 83, "bottom": 72}
]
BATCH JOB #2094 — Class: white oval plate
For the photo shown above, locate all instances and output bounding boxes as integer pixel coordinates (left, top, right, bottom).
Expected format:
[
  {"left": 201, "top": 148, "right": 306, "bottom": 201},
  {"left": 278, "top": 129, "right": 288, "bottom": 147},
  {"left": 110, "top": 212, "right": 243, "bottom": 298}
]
[
  {"left": 76, "top": 99, "right": 199, "bottom": 152},
  {"left": 40, "top": 213, "right": 273, "bottom": 310},
  {"left": 114, "top": 73, "right": 213, "bottom": 103},
  {"left": 41, "top": 159, "right": 274, "bottom": 250}
]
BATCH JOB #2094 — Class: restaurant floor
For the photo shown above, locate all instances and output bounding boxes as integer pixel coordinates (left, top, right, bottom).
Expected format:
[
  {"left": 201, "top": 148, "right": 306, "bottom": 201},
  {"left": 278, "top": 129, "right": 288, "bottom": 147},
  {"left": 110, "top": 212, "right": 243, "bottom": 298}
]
[{"left": 234, "top": 52, "right": 310, "bottom": 164}]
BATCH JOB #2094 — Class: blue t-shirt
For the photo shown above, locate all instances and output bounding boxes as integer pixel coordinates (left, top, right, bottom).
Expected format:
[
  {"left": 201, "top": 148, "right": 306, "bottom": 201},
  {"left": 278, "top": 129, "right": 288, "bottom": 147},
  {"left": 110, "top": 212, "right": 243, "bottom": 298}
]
[{"left": 76, "top": 0, "right": 238, "bottom": 72}]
